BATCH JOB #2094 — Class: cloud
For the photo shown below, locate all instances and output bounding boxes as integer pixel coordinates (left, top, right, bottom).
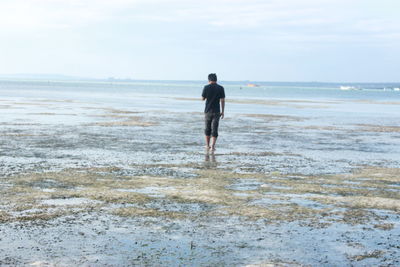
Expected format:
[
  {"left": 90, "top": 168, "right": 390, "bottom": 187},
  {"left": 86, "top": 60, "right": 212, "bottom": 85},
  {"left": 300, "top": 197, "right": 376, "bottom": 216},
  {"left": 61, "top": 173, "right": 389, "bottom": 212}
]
[
  {"left": 1, "top": 0, "right": 399, "bottom": 45},
  {"left": 1, "top": 0, "right": 399, "bottom": 81},
  {"left": 0, "top": 0, "right": 140, "bottom": 30}
]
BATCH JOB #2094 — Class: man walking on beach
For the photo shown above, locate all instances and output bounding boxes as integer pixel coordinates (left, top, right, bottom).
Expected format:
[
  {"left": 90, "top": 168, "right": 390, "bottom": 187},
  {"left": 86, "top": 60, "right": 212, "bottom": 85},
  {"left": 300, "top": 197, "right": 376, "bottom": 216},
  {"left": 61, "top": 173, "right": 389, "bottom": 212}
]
[{"left": 202, "top": 73, "right": 225, "bottom": 152}]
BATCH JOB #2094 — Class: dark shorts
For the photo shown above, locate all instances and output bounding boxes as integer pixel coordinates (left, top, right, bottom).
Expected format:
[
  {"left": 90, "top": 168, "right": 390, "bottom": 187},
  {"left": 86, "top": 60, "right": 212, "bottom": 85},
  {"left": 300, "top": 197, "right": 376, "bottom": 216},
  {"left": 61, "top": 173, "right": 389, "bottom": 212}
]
[{"left": 204, "top": 112, "right": 220, "bottom": 137}]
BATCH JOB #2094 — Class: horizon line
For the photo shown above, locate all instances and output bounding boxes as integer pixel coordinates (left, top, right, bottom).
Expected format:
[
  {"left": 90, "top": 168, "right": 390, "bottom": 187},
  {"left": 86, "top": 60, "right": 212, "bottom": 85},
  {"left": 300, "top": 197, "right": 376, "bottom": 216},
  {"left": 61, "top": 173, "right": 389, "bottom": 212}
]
[{"left": 0, "top": 73, "right": 399, "bottom": 84}]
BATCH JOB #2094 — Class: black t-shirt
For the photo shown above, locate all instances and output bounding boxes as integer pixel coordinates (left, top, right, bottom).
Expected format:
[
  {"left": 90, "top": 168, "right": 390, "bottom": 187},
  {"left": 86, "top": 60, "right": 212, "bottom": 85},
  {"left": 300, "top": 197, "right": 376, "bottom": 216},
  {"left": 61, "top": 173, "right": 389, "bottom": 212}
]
[{"left": 202, "top": 83, "right": 225, "bottom": 113}]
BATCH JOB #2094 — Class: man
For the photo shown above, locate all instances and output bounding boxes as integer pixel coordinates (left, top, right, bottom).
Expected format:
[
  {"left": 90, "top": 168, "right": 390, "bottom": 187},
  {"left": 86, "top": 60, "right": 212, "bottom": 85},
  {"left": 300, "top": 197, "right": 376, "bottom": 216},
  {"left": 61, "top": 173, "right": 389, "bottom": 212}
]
[{"left": 202, "top": 73, "right": 225, "bottom": 152}]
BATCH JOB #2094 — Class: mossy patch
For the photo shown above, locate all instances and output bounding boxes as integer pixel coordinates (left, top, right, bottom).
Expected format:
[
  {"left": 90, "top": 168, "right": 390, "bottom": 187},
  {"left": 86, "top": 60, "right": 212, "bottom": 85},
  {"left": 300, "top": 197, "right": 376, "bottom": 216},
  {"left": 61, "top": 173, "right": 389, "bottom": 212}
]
[
  {"left": 77, "top": 188, "right": 150, "bottom": 204},
  {"left": 243, "top": 113, "right": 304, "bottom": 122},
  {"left": 1, "top": 166, "right": 399, "bottom": 224},
  {"left": 373, "top": 223, "right": 394, "bottom": 230},
  {"left": 89, "top": 117, "right": 156, "bottom": 127},
  {"left": 356, "top": 124, "right": 400, "bottom": 133},
  {"left": 0, "top": 211, "right": 11, "bottom": 223},
  {"left": 112, "top": 207, "right": 186, "bottom": 219},
  {"left": 348, "top": 250, "right": 385, "bottom": 261},
  {"left": 309, "top": 196, "right": 400, "bottom": 211},
  {"left": 103, "top": 108, "right": 141, "bottom": 114}
]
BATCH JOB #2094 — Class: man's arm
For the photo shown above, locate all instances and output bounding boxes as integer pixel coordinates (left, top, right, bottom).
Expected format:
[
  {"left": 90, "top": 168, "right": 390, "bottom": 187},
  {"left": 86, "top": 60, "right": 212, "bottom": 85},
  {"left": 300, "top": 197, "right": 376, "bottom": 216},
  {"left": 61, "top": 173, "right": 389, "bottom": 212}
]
[
  {"left": 202, "top": 86, "right": 206, "bottom": 101},
  {"left": 220, "top": 86, "right": 225, "bottom": 118},
  {"left": 220, "top": 98, "right": 225, "bottom": 119}
]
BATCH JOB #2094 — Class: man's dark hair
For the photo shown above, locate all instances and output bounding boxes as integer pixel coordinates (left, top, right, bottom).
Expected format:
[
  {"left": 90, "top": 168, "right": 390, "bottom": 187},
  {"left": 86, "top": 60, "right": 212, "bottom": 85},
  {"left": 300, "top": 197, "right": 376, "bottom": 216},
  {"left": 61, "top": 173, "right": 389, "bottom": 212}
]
[{"left": 208, "top": 73, "right": 217, "bottom": 82}]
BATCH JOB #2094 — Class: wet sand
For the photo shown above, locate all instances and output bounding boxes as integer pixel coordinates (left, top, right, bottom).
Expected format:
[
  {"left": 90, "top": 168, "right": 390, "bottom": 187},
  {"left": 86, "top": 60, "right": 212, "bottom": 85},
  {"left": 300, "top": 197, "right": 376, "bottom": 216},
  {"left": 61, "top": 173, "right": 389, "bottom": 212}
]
[{"left": 0, "top": 96, "right": 399, "bottom": 266}]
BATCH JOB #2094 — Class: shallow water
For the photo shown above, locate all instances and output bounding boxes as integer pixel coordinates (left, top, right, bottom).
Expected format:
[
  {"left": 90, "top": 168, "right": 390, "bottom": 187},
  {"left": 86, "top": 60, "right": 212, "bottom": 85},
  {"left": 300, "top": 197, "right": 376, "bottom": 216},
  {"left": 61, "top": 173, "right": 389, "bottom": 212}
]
[
  {"left": 1, "top": 79, "right": 399, "bottom": 266},
  {"left": 0, "top": 80, "right": 398, "bottom": 180}
]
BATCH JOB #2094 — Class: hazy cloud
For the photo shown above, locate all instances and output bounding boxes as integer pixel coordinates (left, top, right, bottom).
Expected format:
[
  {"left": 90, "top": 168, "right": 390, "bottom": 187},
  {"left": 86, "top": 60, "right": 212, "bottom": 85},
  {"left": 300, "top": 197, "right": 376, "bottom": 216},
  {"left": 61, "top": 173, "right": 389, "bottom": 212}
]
[
  {"left": 0, "top": 0, "right": 139, "bottom": 30},
  {"left": 0, "top": 0, "right": 399, "bottom": 81}
]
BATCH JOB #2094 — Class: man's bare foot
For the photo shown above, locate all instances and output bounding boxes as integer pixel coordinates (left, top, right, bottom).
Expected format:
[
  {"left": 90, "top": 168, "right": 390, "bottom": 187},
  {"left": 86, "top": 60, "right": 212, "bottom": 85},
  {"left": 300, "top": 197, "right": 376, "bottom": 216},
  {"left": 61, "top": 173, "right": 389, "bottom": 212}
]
[{"left": 210, "top": 147, "right": 216, "bottom": 152}]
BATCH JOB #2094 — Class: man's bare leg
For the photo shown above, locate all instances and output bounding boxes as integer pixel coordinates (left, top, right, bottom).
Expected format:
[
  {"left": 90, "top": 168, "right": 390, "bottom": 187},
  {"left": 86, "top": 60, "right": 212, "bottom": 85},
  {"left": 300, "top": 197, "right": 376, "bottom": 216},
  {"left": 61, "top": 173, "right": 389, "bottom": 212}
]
[
  {"left": 210, "top": 136, "right": 217, "bottom": 152},
  {"left": 205, "top": 135, "right": 211, "bottom": 149}
]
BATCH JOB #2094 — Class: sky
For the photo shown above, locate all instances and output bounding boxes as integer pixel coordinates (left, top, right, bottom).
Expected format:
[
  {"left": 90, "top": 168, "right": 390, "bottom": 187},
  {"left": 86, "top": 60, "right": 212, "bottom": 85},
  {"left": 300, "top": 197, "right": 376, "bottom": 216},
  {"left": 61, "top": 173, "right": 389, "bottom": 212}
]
[{"left": 0, "top": 0, "right": 399, "bottom": 82}]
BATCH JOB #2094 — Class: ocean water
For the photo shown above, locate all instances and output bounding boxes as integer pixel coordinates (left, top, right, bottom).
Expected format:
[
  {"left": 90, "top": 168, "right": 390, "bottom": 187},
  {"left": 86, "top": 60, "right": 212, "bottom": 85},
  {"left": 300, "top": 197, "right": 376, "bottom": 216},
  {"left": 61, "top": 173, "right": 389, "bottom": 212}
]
[
  {"left": 1, "top": 79, "right": 399, "bottom": 102},
  {"left": 1, "top": 79, "right": 399, "bottom": 116}
]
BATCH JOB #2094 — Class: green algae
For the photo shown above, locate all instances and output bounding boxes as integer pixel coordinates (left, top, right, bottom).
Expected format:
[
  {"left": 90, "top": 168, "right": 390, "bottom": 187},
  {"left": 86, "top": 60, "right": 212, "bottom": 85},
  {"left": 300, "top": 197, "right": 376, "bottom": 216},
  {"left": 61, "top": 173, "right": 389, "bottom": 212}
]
[
  {"left": 348, "top": 250, "right": 385, "bottom": 262},
  {"left": 373, "top": 223, "right": 395, "bottom": 230},
  {"left": 1, "top": 166, "right": 399, "bottom": 224},
  {"left": 0, "top": 211, "right": 10, "bottom": 223},
  {"left": 112, "top": 207, "right": 186, "bottom": 219}
]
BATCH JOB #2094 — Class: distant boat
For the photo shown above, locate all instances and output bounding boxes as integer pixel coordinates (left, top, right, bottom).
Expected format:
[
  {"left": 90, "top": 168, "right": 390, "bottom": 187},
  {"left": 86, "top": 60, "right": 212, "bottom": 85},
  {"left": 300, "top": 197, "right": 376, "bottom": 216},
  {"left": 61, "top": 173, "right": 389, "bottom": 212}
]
[
  {"left": 246, "top": 83, "right": 260, "bottom": 87},
  {"left": 340, "top": 86, "right": 358, "bottom": 90}
]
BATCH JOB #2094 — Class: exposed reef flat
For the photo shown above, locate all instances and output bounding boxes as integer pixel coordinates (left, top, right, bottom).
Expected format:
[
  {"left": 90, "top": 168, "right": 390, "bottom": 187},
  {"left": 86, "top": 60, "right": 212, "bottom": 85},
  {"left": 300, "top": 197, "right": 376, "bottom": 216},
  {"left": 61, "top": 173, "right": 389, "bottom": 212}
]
[
  {"left": 1, "top": 166, "right": 399, "bottom": 266},
  {"left": 1, "top": 92, "right": 399, "bottom": 266}
]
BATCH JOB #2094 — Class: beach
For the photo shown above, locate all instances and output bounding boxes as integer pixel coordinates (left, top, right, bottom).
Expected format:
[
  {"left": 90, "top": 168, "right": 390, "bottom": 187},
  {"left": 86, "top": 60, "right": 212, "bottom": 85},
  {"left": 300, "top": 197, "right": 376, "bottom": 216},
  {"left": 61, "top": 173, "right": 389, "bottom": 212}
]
[{"left": 0, "top": 79, "right": 399, "bottom": 266}]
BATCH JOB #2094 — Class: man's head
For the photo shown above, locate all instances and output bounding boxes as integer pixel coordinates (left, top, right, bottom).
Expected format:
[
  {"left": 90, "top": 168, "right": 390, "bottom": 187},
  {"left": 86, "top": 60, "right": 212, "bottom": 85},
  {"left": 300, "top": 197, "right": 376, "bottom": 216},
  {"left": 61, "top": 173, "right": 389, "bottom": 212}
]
[{"left": 208, "top": 73, "right": 217, "bottom": 83}]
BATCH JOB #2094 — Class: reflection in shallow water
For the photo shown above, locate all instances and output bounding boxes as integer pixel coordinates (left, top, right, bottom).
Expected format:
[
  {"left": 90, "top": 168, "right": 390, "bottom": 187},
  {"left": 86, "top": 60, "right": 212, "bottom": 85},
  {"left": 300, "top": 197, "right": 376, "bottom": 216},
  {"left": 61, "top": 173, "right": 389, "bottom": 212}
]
[{"left": 204, "top": 151, "right": 217, "bottom": 168}]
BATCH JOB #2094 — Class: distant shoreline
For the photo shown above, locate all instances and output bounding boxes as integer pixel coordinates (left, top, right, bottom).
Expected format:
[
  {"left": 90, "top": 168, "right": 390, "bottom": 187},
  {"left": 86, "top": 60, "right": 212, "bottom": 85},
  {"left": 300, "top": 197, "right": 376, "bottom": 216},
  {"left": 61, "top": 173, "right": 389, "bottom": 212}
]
[
  {"left": 0, "top": 76, "right": 399, "bottom": 90},
  {"left": 0, "top": 74, "right": 399, "bottom": 85}
]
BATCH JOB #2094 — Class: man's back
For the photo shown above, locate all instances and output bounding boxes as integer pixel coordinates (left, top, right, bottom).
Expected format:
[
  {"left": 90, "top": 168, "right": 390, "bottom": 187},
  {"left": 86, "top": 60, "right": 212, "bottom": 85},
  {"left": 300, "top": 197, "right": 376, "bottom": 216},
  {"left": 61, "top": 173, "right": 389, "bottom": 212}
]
[{"left": 202, "top": 83, "right": 225, "bottom": 113}]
